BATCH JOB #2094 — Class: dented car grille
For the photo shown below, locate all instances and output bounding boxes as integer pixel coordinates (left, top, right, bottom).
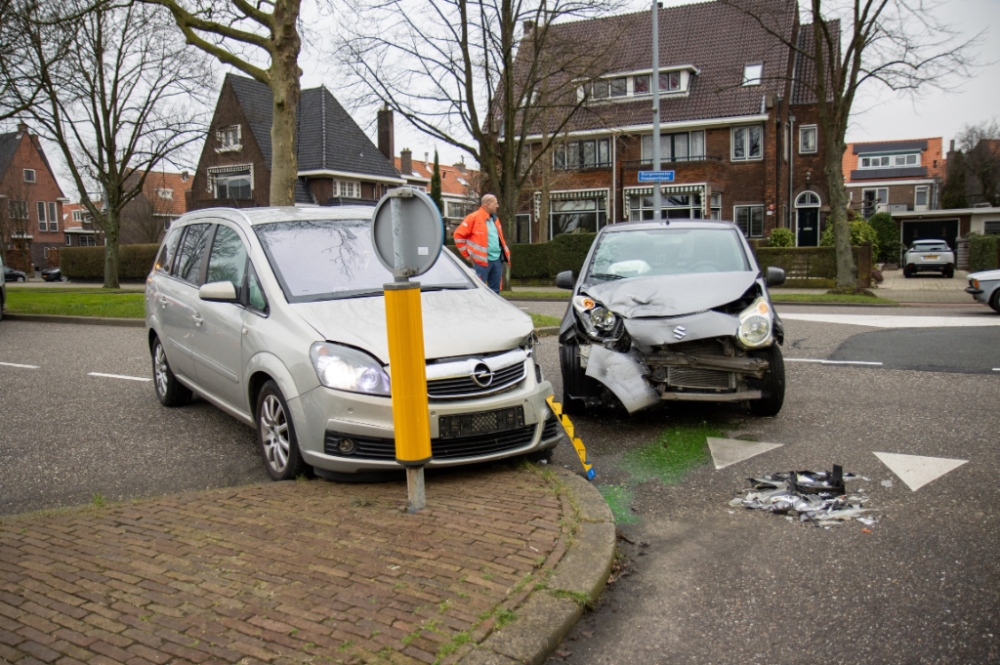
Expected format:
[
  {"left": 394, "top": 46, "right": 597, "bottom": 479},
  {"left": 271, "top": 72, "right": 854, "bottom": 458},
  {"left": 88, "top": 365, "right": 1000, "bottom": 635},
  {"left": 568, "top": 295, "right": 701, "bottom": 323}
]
[{"left": 666, "top": 366, "right": 735, "bottom": 390}]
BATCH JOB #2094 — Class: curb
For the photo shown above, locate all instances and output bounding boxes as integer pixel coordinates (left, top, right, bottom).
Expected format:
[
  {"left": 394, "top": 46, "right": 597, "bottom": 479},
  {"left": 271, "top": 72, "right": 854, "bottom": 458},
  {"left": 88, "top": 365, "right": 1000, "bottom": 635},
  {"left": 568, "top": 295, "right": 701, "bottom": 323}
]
[
  {"left": 536, "top": 325, "right": 560, "bottom": 337},
  {"left": 3, "top": 312, "right": 145, "bottom": 327},
  {"left": 459, "top": 467, "right": 616, "bottom": 665}
]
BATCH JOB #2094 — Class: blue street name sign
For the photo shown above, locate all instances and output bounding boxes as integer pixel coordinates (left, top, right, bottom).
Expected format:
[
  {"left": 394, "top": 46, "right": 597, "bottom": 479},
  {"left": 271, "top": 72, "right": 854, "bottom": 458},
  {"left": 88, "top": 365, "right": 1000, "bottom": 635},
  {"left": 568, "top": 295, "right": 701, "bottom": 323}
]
[{"left": 638, "top": 170, "right": 675, "bottom": 183}]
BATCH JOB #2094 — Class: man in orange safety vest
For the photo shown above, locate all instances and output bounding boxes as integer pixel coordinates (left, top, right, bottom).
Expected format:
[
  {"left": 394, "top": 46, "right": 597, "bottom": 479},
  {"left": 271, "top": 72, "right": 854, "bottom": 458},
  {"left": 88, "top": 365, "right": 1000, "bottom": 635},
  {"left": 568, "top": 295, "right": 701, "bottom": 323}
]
[{"left": 453, "top": 193, "right": 511, "bottom": 293}]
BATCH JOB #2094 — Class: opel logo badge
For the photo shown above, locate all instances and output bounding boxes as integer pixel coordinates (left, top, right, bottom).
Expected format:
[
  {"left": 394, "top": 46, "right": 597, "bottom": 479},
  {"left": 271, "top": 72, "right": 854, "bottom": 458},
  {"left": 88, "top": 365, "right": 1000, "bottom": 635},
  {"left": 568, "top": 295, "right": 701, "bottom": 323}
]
[
  {"left": 673, "top": 326, "right": 687, "bottom": 340},
  {"left": 471, "top": 362, "right": 494, "bottom": 388}
]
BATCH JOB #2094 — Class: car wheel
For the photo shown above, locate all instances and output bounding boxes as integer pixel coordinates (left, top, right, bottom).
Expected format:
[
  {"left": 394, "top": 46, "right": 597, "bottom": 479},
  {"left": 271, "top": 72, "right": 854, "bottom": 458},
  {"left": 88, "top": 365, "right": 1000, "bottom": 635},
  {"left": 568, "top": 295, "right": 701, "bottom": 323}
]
[
  {"left": 559, "top": 343, "right": 591, "bottom": 415},
  {"left": 17, "top": 276, "right": 24, "bottom": 282},
  {"left": 944, "top": 265, "right": 954, "bottom": 279},
  {"left": 60, "top": 275, "right": 68, "bottom": 282},
  {"left": 151, "top": 336, "right": 192, "bottom": 407},
  {"left": 903, "top": 265, "right": 913, "bottom": 278},
  {"left": 749, "top": 344, "right": 785, "bottom": 417},
  {"left": 256, "top": 380, "right": 307, "bottom": 481},
  {"left": 990, "top": 290, "right": 1000, "bottom": 314}
]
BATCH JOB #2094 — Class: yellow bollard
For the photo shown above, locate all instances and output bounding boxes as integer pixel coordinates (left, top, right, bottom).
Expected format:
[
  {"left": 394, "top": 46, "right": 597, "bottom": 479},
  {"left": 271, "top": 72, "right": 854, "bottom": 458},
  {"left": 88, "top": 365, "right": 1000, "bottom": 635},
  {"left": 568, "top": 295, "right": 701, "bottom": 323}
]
[
  {"left": 545, "top": 396, "right": 595, "bottom": 480},
  {"left": 384, "top": 282, "right": 432, "bottom": 509}
]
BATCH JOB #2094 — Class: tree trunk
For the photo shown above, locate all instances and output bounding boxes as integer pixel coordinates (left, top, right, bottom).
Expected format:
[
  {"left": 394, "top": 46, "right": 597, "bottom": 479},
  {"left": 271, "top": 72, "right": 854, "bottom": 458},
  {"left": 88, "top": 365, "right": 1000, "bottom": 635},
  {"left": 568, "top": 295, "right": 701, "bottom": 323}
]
[
  {"left": 268, "top": 0, "right": 302, "bottom": 206},
  {"left": 826, "top": 145, "right": 855, "bottom": 288},
  {"left": 103, "top": 209, "right": 120, "bottom": 289}
]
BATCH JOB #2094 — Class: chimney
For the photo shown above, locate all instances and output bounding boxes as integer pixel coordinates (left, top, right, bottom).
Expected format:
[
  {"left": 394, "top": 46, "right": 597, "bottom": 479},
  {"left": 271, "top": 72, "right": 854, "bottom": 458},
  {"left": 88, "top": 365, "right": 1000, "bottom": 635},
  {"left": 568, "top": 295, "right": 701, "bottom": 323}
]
[
  {"left": 453, "top": 159, "right": 467, "bottom": 174},
  {"left": 401, "top": 148, "right": 412, "bottom": 175},
  {"left": 523, "top": 20, "right": 535, "bottom": 36},
  {"left": 16, "top": 122, "right": 28, "bottom": 135},
  {"left": 181, "top": 171, "right": 189, "bottom": 182},
  {"left": 949, "top": 139, "right": 955, "bottom": 153},
  {"left": 425, "top": 152, "right": 429, "bottom": 170},
  {"left": 377, "top": 104, "right": 394, "bottom": 161}
]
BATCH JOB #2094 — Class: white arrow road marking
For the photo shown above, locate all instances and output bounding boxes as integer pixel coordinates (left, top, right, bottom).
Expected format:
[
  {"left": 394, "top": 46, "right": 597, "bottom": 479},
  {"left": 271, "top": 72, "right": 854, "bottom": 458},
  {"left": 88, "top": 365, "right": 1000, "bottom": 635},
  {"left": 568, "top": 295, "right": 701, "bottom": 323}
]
[
  {"left": 708, "top": 437, "right": 784, "bottom": 470},
  {"left": 88, "top": 372, "right": 152, "bottom": 382},
  {"left": 781, "top": 314, "right": 1000, "bottom": 328},
  {"left": 0, "top": 362, "right": 40, "bottom": 369},
  {"left": 786, "top": 358, "right": 883, "bottom": 366},
  {"left": 873, "top": 452, "right": 968, "bottom": 492}
]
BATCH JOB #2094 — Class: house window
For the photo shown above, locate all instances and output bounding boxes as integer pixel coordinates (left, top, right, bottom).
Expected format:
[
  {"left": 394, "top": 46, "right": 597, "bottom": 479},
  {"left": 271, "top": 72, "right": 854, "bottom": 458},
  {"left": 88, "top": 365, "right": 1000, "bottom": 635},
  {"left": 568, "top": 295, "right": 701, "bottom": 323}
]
[
  {"left": 9, "top": 200, "right": 27, "bottom": 220},
  {"left": 445, "top": 200, "right": 474, "bottom": 220},
  {"left": 629, "top": 193, "right": 703, "bottom": 221},
  {"left": 336, "top": 180, "right": 360, "bottom": 198},
  {"left": 732, "top": 125, "right": 763, "bottom": 161},
  {"left": 641, "top": 131, "right": 706, "bottom": 162},
  {"left": 79, "top": 235, "right": 97, "bottom": 247},
  {"left": 550, "top": 197, "right": 606, "bottom": 237},
  {"left": 49, "top": 202, "right": 57, "bottom": 231},
  {"left": 659, "top": 71, "right": 681, "bottom": 92},
  {"left": 514, "top": 213, "right": 531, "bottom": 244},
  {"left": 157, "top": 188, "right": 174, "bottom": 200},
  {"left": 799, "top": 125, "right": 818, "bottom": 154},
  {"left": 984, "top": 221, "right": 1000, "bottom": 235},
  {"left": 23, "top": 169, "right": 36, "bottom": 183},
  {"left": 73, "top": 210, "right": 83, "bottom": 222},
  {"left": 734, "top": 205, "right": 765, "bottom": 237},
  {"left": 66, "top": 235, "right": 72, "bottom": 246},
  {"left": 914, "top": 186, "right": 929, "bottom": 210},
  {"left": 861, "top": 188, "right": 888, "bottom": 218},
  {"left": 210, "top": 166, "right": 252, "bottom": 200},
  {"left": 710, "top": 193, "right": 723, "bottom": 220},
  {"left": 216, "top": 125, "right": 241, "bottom": 152},
  {"left": 859, "top": 152, "right": 920, "bottom": 169},
  {"left": 742, "top": 64, "right": 763, "bottom": 86},
  {"left": 633, "top": 74, "right": 650, "bottom": 94},
  {"left": 37, "top": 201, "right": 48, "bottom": 232},
  {"left": 553, "top": 139, "right": 611, "bottom": 169},
  {"left": 589, "top": 77, "right": 627, "bottom": 99}
]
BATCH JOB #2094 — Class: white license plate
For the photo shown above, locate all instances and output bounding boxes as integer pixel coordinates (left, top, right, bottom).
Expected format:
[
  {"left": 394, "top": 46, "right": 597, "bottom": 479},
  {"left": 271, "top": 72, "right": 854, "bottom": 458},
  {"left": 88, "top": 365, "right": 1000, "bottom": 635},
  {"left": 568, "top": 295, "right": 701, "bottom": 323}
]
[{"left": 923, "top": 254, "right": 938, "bottom": 260}]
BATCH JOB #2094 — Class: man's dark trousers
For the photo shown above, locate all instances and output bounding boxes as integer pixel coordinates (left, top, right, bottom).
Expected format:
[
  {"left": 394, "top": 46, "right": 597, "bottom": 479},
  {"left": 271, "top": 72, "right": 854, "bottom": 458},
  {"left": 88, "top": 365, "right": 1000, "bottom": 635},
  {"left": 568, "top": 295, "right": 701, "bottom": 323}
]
[{"left": 474, "top": 259, "right": 503, "bottom": 293}]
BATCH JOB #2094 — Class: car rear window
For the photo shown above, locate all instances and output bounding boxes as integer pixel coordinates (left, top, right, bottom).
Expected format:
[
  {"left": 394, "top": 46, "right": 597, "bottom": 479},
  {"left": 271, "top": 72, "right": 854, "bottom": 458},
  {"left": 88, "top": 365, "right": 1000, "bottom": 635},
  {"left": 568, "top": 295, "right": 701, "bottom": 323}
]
[
  {"left": 254, "top": 219, "right": 473, "bottom": 303},
  {"left": 912, "top": 242, "right": 949, "bottom": 252}
]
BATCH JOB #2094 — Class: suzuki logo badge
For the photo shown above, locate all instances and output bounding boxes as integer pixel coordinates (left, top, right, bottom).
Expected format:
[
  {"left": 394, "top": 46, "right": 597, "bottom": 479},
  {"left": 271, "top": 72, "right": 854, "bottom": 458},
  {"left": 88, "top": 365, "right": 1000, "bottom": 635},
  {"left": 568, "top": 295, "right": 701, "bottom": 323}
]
[
  {"left": 471, "top": 362, "right": 494, "bottom": 388},
  {"left": 672, "top": 326, "right": 687, "bottom": 340}
]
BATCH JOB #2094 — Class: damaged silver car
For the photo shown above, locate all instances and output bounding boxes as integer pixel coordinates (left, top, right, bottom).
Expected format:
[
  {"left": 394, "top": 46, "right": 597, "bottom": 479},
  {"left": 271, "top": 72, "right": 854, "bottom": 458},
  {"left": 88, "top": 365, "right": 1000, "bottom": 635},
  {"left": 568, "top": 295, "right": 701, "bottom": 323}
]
[{"left": 555, "top": 220, "right": 787, "bottom": 416}]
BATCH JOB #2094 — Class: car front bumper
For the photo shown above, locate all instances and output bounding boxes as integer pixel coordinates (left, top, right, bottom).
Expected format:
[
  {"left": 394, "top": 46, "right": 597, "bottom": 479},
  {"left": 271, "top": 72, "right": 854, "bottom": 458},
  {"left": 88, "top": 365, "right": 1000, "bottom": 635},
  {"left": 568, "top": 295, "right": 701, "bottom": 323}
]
[{"left": 295, "top": 360, "right": 559, "bottom": 474}]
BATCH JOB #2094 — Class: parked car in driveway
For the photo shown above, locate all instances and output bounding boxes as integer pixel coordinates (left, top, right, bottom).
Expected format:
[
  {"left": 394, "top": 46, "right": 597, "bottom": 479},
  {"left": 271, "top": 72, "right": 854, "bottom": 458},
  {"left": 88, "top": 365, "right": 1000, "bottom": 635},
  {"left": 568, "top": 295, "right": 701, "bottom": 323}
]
[
  {"left": 903, "top": 239, "right": 955, "bottom": 278},
  {"left": 3, "top": 265, "right": 27, "bottom": 282},
  {"left": 556, "top": 220, "right": 787, "bottom": 416},
  {"left": 41, "top": 267, "right": 67, "bottom": 282},
  {"left": 145, "top": 206, "right": 560, "bottom": 481},
  {"left": 965, "top": 269, "right": 1000, "bottom": 313}
]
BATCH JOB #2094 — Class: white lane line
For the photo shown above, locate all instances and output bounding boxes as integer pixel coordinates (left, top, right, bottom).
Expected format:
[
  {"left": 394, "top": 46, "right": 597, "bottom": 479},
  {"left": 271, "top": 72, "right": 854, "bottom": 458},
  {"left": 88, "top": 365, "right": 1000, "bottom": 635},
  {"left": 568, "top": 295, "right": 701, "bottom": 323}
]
[
  {"left": 88, "top": 372, "right": 152, "bottom": 382},
  {"left": 994, "top": 368, "right": 1000, "bottom": 372},
  {"left": 785, "top": 358, "right": 883, "bottom": 366},
  {"left": 0, "top": 361, "right": 41, "bottom": 369},
  {"left": 781, "top": 313, "right": 1000, "bottom": 328}
]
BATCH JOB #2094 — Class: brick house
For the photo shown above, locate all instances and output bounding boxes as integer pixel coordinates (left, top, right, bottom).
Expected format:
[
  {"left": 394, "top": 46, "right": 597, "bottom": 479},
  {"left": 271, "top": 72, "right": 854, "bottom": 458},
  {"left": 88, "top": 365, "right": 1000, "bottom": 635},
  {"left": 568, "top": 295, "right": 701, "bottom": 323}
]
[
  {"left": 512, "top": 0, "right": 833, "bottom": 246},
  {"left": 189, "top": 74, "right": 404, "bottom": 210},
  {"left": 393, "top": 151, "right": 479, "bottom": 232},
  {"left": 62, "top": 203, "right": 103, "bottom": 248},
  {"left": 120, "top": 170, "right": 192, "bottom": 244},
  {"left": 842, "top": 138, "right": 946, "bottom": 218},
  {"left": 0, "top": 123, "right": 68, "bottom": 272}
]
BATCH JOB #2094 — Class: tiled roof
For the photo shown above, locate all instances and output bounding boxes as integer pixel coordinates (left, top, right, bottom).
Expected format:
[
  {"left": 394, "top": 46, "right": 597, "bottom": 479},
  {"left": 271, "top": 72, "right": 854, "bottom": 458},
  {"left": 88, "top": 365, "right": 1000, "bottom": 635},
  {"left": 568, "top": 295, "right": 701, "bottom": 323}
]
[
  {"left": 517, "top": 0, "right": 797, "bottom": 135},
  {"left": 226, "top": 74, "right": 400, "bottom": 181},
  {"left": 139, "top": 170, "right": 192, "bottom": 216},
  {"left": 0, "top": 131, "right": 21, "bottom": 180},
  {"left": 843, "top": 137, "right": 946, "bottom": 182},
  {"left": 393, "top": 157, "right": 479, "bottom": 197},
  {"left": 791, "top": 21, "right": 841, "bottom": 105}
]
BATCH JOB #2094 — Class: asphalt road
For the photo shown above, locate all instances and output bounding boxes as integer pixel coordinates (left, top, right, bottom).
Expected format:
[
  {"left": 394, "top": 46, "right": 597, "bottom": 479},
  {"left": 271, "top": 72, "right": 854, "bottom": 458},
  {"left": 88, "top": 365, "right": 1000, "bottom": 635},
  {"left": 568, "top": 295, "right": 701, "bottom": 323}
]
[{"left": 1, "top": 305, "right": 998, "bottom": 664}]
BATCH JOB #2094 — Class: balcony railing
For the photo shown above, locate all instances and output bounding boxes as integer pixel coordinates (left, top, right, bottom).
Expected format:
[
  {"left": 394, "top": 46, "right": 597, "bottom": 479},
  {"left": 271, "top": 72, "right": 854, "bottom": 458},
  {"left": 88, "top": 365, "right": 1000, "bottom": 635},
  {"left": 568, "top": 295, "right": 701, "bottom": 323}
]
[{"left": 621, "top": 156, "right": 723, "bottom": 169}]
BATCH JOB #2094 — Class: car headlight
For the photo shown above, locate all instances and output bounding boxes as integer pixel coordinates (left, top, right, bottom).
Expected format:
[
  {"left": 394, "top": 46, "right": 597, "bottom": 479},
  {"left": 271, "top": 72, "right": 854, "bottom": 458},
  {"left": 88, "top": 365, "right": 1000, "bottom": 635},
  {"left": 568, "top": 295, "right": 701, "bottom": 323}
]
[
  {"left": 310, "top": 342, "right": 391, "bottom": 396},
  {"left": 737, "top": 297, "right": 773, "bottom": 349},
  {"left": 573, "top": 295, "right": 620, "bottom": 339}
]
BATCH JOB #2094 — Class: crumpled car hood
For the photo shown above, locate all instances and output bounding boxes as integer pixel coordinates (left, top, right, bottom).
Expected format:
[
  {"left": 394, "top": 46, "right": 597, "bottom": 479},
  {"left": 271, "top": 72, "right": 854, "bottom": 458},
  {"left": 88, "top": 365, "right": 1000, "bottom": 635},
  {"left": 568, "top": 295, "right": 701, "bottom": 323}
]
[
  {"left": 582, "top": 272, "right": 758, "bottom": 318},
  {"left": 292, "top": 288, "right": 532, "bottom": 363}
]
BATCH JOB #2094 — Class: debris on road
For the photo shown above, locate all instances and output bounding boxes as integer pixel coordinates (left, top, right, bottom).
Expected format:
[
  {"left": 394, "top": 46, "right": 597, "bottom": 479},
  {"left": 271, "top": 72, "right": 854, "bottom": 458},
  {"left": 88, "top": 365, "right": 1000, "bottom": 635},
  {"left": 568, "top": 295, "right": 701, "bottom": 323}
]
[{"left": 730, "top": 465, "right": 877, "bottom": 527}]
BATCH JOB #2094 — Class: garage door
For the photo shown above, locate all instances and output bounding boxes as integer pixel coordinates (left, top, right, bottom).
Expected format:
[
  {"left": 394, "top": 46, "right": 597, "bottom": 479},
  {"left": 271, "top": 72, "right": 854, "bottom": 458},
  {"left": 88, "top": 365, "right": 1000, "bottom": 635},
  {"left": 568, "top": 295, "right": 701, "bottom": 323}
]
[{"left": 902, "top": 219, "right": 959, "bottom": 251}]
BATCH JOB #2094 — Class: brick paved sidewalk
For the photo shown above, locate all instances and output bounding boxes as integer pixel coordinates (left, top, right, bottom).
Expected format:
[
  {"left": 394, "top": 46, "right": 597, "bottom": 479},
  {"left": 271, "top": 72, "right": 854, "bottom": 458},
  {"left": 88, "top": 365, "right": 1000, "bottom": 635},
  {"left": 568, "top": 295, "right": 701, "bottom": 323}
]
[{"left": 0, "top": 466, "right": 575, "bottom": 665}]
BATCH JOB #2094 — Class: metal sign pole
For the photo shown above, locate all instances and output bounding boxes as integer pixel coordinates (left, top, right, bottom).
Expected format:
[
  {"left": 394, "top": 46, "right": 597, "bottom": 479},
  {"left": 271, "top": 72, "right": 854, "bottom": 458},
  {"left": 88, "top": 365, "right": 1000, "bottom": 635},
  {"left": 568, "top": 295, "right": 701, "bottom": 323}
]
[{"left": 652, "top": 0, "right": 662, "bottom": 221}]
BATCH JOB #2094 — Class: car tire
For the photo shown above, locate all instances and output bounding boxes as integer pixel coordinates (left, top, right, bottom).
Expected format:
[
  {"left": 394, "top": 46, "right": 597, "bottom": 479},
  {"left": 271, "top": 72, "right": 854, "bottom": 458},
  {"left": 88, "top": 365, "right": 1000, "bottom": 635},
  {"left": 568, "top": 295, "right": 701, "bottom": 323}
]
[
  {"left": 903, "top": 265, "right": 913, "bottom": 278},
  {"left": 944, "top": 265, "right": 954, "bottom": 279},
  {"left": 749, "top": 344, "right": 785, "bottom": 417},
  {"left": 990, "top": 290, "right": 1000, "bottom": 314},
  {"left": 60, "top": 275, "right": 68, "bottom": 282},
  {"left": 256, "top": 380, "right": 308, "bottom": 481},
  {"left": 17, "top": 276, "right": 24, "bottom": 282},
  {"left": 559, "top": 343, "right": 591, "bottom": 415},
  {"left": 151, "top": 336, "right": 192, "bottom": 407}
]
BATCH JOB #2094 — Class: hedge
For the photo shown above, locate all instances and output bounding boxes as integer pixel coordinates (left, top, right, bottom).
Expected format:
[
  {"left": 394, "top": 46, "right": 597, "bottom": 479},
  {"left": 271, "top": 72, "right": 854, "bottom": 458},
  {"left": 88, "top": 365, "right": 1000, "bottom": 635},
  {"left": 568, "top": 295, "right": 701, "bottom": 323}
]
[
  {"left": 62, "top": 244, "right": 159, "bottom": 281},
  {"left": 968, "top": 233, "right": 999, "bottom": 272},
  {"left": 510, "top": 243, "right": 550, "bottom": 279},
  {"left": 445, "top": 233, "right": 597, "bottom": 281},
  {"left": 752, "top": 244, "right": 872, "bottom": 286}
]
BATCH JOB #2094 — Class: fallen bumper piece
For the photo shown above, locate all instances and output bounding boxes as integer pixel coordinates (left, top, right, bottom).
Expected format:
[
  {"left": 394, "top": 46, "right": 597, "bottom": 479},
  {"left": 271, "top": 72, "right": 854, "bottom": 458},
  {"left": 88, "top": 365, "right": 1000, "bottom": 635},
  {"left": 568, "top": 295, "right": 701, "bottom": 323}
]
[
  {"left": 584, "top": 346, "right": 660, "bottom": 413},
  {"left": 730, "top": 467, "right": 877, "bottom": 527}
]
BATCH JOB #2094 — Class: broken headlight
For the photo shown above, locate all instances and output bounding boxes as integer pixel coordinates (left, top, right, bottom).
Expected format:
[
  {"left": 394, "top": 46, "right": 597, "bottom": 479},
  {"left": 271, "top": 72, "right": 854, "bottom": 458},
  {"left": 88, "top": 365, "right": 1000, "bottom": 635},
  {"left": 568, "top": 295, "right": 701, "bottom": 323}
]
[
  {"left": 573, "top": 295, "right": 622, "bottom": 341},
  {"left": 737, "top": 297, "right": 773, "bottom": 349}
]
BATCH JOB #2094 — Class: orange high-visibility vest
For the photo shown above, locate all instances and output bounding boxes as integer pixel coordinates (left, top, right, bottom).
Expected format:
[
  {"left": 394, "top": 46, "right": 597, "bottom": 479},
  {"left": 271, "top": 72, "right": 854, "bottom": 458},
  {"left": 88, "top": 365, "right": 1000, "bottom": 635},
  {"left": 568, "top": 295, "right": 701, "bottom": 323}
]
[{"left": 453, "top": 207, "right": 511, "bottom": 267}]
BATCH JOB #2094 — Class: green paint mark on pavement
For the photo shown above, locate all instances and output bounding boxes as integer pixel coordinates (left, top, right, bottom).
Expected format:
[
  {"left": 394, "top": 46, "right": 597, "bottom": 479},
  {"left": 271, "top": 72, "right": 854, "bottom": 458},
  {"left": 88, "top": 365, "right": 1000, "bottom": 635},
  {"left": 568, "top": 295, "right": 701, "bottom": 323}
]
[
  {"left": 620, "top": 422, "right": 719, "bottom": 485},
  {"left": 598, "top": 484, "right": 639, "bottom": 524}
]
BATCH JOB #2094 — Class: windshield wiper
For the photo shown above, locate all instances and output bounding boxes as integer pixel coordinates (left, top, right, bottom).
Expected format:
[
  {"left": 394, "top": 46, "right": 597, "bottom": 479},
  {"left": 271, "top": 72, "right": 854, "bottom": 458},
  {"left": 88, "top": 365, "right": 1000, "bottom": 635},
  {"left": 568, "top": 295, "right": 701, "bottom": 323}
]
[
  {"left": 421, "top": 285, "right": 471, "bottom": 292},
  {"left": 590, "top": 273, "right": 625, "bottom": 281}
]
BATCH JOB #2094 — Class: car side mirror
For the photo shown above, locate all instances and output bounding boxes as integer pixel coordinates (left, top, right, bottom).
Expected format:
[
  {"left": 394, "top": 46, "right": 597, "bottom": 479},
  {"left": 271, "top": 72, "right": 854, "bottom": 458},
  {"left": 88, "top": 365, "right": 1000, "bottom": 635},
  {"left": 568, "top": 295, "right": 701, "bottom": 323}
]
[
  {"left": 199, "top": 280, "right": 238, "bottom": 302},
  {"left": 555, "top": 270, "right": 576, "bottom": 290},
  {"left": 765, "top": 266, "right": 786, "bottom": 287}
]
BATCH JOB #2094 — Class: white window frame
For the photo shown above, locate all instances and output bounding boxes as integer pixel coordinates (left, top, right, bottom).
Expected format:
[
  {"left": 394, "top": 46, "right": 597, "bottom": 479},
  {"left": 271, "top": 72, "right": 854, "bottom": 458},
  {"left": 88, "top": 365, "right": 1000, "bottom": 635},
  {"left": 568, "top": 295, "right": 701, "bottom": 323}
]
[
  {"left": 335, "top": 180, "right": 361, "bottom": 199},
  {"left": 734, "top": 205, "right": 765, "bottom": 238},
  {"left": 914, "top": 185, "right": 930, "bottom": 211},
  {"left": 48, "top": 202, "right": 57, "bottom": 231},
  {"left": 73, "top": 210, "right": 83, "bottom": 222},
  {"left": 23, "top": 169, "right": 36, "bottom": 183},
  {"left": 37, "top": 201, "right": 47, "bottom": 232},
  {"left": 553, "top": 139, "right": 612, "bottom": 169},
  {"left": 799, "top": 125, "right": 818, "bottom": 154},
  {"left": 215, "top": 125, "right": 242, "bottom": 152},
  {"left": 156, "top": 188, "right": 174, "bottom": 200},
  {"left": 742, "top": 64, "right": 763, "bottom": 86},
  {"left": 66, "top": 235, "right": 72, "bottom": 246},
  {"left": 861, "top": 187, "right": 888, "bottom": 217},
  {"left": 858, "top": 152, "right": 920, "bottom": 169},
  {"left": 641, "top": 131, "right": 706, "bottom": 163},
  {"left": 208, "top": 164, "right": 254, "bottom": 199},
  {"left": 731, "top": 125, "right": 763, "bottom": 162}
]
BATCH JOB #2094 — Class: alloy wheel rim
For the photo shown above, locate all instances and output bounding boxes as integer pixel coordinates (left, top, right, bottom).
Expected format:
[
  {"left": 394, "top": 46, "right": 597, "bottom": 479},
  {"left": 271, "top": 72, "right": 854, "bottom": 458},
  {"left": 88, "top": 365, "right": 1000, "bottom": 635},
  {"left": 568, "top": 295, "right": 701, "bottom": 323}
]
[
  {"left": 260, "top": 394, "right": 290, "bottom": 473},
  {"left": 154, "top": 344, "right": 169, "bottom": 397}
]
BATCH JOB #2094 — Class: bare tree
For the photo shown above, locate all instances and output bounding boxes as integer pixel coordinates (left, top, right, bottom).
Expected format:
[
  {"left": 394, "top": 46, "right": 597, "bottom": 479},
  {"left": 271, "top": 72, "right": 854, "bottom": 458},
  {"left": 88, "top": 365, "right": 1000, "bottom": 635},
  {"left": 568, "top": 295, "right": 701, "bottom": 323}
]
[
  {"left": 339, "top": 0, "right": 627, "bottom": 248},
  {"left": 13, "top": 1, "right": 211, "bottom": 287},
  {"left": 721, "top": 0, "right": 976, "bottom": 289},
  {"left": 141, "top": 0, "right": 302, "bottom": 206},
  {"left": 956, "top": 119, "right": 1000, "bottom": 207}
]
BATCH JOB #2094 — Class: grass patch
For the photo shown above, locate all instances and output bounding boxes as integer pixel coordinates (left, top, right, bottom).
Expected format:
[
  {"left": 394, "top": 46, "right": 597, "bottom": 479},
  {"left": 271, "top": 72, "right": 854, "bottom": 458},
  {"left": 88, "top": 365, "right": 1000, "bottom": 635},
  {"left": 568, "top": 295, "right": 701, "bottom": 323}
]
[
  {"left": 770, "top": 293, "right": 897, "bottom": 305},
  {"left": 503, "top": 291, "right": 570, "bottom": 300},
  {"left": 620, "top": 422, "right": 719, "bottom": 485},
  {"left": 597, "top": 484, "right": 639, "bottom": 524},
  {"left": 6, "top": 290, "right": 145, "bottom": 318},
  {"left": 530, "top": 313, "right": 562, "bottom": 328}
]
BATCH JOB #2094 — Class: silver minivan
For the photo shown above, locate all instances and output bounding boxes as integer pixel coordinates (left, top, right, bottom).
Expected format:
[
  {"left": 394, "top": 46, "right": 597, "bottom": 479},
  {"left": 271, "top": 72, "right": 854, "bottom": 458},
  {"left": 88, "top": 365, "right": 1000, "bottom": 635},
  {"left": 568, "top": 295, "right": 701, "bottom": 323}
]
[{"left": 145, "top": 206, "right": 560, "bottom": 480}]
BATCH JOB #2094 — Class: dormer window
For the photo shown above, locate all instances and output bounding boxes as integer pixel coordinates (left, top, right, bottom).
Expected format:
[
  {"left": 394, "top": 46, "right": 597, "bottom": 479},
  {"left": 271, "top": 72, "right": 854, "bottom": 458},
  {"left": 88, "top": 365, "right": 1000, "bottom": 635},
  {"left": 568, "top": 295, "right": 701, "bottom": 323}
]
[
  {"left": 659, "top": 72, "right": 681, "bottom": 92},
  {"left": 216, "top": 125, "right": 242, "bottom": 152},
  {"left": 582, "top": 67, "right": 694, "bottom": 102},
  {"left": 23, "top": 169, "right": 36, "bottom": 183},
  {"left": 859, "top": 152, "right": 920, "bottom": 169},
  {"left": 742, "top": 63, "right": 763, "bottom": 86},
  {"left": 157, "top": 188, "right": 174, "bottom": 200},
  {"left": 588, "top": 77, "right": 627, "bottom": 99}
]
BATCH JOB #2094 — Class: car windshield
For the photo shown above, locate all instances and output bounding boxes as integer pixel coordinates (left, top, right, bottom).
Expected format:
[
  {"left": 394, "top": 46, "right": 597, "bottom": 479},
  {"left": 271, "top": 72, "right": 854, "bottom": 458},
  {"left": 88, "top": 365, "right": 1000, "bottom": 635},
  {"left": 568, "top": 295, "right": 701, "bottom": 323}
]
[
  {"left": 586, "top": 227, "right": 750, "bottom": 281},
  {"left": 255, "top": 219, "right": 473, "bottom": 303},
  {"left": 912, "top": 242, "right": 949, "bottom": 252}
]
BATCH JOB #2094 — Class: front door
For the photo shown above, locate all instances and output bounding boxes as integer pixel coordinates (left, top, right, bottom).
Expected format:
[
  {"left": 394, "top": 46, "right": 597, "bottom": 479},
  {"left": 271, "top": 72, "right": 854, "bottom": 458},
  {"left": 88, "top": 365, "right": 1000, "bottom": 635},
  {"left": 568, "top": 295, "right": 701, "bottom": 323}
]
[{"left": 797, "top": 208, "right": 819, "bottom": 246}]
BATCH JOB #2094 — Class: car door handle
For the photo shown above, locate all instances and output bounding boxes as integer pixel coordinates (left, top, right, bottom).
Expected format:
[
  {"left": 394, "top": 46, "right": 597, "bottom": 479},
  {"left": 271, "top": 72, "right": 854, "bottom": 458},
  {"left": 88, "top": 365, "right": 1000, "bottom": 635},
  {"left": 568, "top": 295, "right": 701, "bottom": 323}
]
[
  {"left": 192, "top": 314, "right": 204, "bottom": 327},
  {"left": 159, "top": 296, "right": 168, "bottom": 309}
]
